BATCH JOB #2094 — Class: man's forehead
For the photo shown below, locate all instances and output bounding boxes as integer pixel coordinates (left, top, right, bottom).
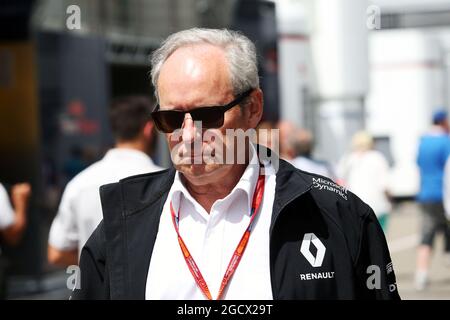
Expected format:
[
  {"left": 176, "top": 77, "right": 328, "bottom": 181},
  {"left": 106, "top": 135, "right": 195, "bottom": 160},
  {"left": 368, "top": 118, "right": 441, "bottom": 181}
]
[
  {"left": 160, "top": 44, "right": 228, "bottom": 75},
  {"left": 157, "top": 44, "right": 233, "bottom": 106}
]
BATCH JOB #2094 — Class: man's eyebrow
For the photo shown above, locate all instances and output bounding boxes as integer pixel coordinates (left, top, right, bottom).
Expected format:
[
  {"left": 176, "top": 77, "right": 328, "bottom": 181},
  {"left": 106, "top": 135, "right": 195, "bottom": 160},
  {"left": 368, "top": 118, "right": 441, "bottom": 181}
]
[
  {"left": 160, "top": 103, "right": 222, "bottom": 111},
  {"left": 158, "top": 105, "right": 185, "bottom": 111}
]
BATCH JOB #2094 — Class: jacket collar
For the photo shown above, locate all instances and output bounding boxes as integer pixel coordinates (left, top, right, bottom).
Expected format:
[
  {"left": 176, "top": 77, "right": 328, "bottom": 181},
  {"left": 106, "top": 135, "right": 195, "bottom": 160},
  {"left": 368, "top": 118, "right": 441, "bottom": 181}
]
[
  {"left": 119, "top": 167, "right": 176, "bottom": 216},
  {"left": 254, "top": 144, "right": 313, "bottom": 224},
  {"left": 271, "top": 157, "right": 313, "bottom": 231}
]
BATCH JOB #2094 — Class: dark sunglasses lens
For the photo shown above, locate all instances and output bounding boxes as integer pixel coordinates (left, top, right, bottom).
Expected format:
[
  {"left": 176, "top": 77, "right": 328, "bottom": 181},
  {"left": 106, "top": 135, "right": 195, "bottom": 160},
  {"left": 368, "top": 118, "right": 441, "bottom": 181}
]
[
  {"left": 153, "top": 111, "right": 184, "bottom": 133},
  {"left": 191, "top": 108, "right": 224, "bottom": 128}
]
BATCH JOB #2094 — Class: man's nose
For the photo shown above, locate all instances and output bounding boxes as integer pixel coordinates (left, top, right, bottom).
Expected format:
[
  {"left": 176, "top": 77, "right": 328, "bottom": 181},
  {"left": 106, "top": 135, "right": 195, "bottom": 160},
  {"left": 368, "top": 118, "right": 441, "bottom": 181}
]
[{"left": 181, "top": 114, "right": 200, "bottom": 143}]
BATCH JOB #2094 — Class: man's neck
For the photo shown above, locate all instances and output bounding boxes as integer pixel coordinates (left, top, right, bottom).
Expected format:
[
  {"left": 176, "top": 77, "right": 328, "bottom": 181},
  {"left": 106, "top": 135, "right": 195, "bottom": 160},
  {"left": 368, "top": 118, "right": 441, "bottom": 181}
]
[{"left": 181, "top": 163, "right": 247, "bottom": 213}]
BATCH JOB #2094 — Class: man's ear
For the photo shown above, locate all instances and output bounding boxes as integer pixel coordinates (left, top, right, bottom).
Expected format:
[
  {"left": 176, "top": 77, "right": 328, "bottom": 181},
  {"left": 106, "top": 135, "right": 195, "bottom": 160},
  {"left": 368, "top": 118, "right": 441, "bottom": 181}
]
[{"left": 246, "top": 89, "right": 264, "bottom": 129}]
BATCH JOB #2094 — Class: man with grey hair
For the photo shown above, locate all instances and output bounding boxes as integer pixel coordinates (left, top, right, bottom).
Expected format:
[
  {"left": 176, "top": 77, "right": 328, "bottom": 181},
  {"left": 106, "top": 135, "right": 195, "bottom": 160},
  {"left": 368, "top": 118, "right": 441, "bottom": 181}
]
[{"left": 73, "top": 28, "right": 399, "bottom": 300}]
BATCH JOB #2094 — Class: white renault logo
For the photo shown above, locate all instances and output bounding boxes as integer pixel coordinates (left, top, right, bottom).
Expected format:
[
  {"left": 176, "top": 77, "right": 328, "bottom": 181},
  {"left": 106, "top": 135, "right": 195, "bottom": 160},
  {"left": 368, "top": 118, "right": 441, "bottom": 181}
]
[{"left": 300, "top": 233, "right": 326, "bottom": 267}]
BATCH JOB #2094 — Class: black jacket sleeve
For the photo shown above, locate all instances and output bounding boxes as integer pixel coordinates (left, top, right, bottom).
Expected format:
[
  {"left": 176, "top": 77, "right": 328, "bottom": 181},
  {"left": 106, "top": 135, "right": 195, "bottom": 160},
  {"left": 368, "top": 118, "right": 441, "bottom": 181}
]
[
  {"left": 354, "top": 208, "right": 401, "bottom": 300},
  {"left": 71, "top": 221, "right": 110, "bottom": 300}
]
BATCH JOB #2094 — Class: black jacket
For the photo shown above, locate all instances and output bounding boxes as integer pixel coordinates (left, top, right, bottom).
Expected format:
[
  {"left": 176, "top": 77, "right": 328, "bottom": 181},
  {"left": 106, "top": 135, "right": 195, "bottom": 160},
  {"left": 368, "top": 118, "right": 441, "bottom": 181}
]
[{"left": 72, "top": 156, "right": 400, "bottom": 300}]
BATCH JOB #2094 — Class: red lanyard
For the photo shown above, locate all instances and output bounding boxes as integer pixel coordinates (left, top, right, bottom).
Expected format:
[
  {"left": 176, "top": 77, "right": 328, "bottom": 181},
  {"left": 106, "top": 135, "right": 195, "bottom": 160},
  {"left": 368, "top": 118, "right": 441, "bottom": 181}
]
[{"left": 170, "top": 173, "right": 265, "bottom": 300}]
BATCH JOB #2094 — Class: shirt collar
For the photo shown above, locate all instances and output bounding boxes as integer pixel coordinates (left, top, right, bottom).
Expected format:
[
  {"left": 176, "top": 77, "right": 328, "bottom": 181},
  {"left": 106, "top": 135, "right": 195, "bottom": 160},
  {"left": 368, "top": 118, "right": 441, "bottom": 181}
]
[
  {"left": 170, "top": 143, "right": 260, "bottom": 219},
  {"left": 103, "top": 147, "right": 155, "bottom": 166}
]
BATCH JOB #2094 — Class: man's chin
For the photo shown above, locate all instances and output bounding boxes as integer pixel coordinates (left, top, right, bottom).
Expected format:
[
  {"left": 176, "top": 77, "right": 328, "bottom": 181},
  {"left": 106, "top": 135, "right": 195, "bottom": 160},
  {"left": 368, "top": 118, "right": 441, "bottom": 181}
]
[{"left": 176, "top": 163, "right": 224, "bottom": 182}]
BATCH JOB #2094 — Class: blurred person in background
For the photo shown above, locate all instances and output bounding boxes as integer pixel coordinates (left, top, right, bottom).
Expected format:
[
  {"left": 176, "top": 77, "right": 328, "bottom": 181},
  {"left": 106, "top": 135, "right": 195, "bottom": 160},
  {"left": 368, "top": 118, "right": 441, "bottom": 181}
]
[
  {"left": 255, "top": 120, "right": 277, "bottom": 150},
  {"left": 337, "top": 131, "right": 391, "bottom": 232},
  {"left": 277, "top": 120, "right": 298, "bottom": 160},
  {"left": 416, "top": 110, "right": 450, "bottom": 291},
  {"left": 446, "top": 160, "right": 450, "bottom": 222},
  {"left": 278, "top": 121, "right": 334, "bottom": 179},
  {"left": 0, "top": 182, "right": 31, "bottom": 298},
  {"left": 0, "top": 183, "right": 31, "bottom": 245},
  {"left": 47, "top": 96, "right": 163, "bottom": 267},
  {"left": 442, "top": 155, "right": 450, "bottom": 262},
  {"left": 291, "top": 128, "right": 335, "bottom": 179}
]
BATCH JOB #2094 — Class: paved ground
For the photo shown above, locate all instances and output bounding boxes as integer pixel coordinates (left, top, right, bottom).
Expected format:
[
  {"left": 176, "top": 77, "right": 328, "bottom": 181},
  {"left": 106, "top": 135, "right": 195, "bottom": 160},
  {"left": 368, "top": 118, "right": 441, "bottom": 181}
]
[{"left": 386, "top": 201, "right": 450, "bottom": 300}]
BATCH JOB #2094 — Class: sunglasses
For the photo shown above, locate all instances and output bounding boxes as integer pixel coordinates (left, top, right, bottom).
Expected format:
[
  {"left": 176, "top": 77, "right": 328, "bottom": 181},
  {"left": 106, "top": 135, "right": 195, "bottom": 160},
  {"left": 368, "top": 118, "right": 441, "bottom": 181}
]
[{"left": 151, "top": 89, "right": 254, "bottom": 133}]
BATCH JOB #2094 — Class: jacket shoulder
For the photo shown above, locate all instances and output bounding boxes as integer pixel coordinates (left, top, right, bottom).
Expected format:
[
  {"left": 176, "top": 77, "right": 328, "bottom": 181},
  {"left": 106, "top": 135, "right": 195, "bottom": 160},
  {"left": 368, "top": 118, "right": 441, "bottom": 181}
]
[
  {"left": 99, "top": 168, "right": 175, "bottom": 217},
  {"left": 119, "top": 167, "right": 174, "bottom": 183},
  {"left": 299, "top": 169, "right": 372, "bottom": 219},
  {"left": 295, "top": 169, "right": 374, "bottom": 262}
]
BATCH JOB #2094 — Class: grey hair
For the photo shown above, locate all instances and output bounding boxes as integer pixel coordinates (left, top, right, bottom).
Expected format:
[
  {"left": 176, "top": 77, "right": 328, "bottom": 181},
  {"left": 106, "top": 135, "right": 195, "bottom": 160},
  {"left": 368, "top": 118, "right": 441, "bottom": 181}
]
[{"left": 150, "top": 28, "right": 259, "bottom": 102}]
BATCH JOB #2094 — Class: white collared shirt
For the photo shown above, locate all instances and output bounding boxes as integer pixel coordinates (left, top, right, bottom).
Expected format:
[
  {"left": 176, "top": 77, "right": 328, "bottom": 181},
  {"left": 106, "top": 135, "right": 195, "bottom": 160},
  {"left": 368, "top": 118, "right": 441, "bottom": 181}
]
[
  {"left": 146, "top": 144, "right": 276, "bottom": 300},
  {"left": 0, "top": 183, "right": 14, "bottom": 230},
  {"left": 49, "top": 148, "right": 163, "bottom": 253}
]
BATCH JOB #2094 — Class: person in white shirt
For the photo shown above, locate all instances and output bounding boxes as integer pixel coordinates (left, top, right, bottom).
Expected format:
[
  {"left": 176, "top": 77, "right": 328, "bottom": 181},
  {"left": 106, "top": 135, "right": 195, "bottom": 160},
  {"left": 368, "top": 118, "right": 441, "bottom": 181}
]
[
  {"left": 277, "top": 121, "right": 334, "bottom": 178},
  {"left": 47, "top": 96, "right": 163, "bottom": 267},
  {"left": 337, "top": 131, "right": 392, "bottom": 231},
  {"left": 144, "top": 32, "right": 273, "bottom": 299},
  {"left": 146, "top": 142, "right": 275, "bottom": 299},
  {"left": 0, "top": 182, "right": 31, "bottom": 245},
  {"left": 290, "top": 128, "right": 335, "bottom": 179},
  {"left": 0, "top": 182, "right": 31, "bottom": 299},
  {"left": 278, "top": 120, "right": 298, "bottom": 161}
]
